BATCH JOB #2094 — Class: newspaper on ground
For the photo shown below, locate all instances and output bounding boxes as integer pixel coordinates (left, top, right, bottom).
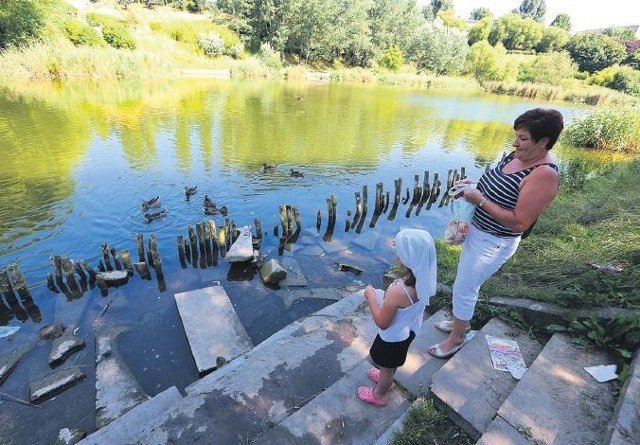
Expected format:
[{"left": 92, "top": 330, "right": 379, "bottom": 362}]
[
  {"left": 584, "top": 364, "right": 618, "bottom": 382},
  {"left": 486, "top": 334, "right": 528, "bottom": 380}
]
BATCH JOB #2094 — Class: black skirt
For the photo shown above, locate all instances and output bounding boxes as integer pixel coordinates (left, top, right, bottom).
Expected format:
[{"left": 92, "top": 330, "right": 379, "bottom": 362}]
[{"left": 369, "top": 331, "right": 416, "bottom": 369}]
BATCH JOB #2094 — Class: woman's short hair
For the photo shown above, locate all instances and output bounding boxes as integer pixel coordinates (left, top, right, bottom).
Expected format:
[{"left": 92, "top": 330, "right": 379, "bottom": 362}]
[{"left": 514, "top": 108, "right": 564, "bottom": 150}]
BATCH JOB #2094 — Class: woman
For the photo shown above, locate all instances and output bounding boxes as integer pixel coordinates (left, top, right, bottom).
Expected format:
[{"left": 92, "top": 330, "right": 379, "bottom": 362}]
[{"left": 428, "top": 108, "right": 564, "bottom": 358}]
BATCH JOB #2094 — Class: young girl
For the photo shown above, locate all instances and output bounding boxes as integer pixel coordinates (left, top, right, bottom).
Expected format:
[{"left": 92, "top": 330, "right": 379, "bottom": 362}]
[{"left": 358, "top": 228, "right": 437, "bottom": 406}]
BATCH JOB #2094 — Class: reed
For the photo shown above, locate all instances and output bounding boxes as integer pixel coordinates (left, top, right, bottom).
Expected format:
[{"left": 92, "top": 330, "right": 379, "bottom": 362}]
[{"left": 561, "top": 107, "right": 640, "bottom": 153}]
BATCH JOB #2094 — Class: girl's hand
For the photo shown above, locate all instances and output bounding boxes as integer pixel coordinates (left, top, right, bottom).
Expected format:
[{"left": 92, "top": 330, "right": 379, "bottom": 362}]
[{"left": 364, "top": 284, "right": 376, "bottom": 300}]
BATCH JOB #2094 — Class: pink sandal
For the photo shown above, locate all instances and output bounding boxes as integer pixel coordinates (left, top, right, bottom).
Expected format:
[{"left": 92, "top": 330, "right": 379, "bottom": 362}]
[
  {"left": 367, "top": 368, "right": 395, "bottom": 390},
  {"left": 357, "top": 386, "right": 387, "bottom": 406}
]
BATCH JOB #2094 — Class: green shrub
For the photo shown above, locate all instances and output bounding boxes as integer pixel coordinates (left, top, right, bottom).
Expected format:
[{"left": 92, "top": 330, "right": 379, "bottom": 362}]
[
  {"left": 561, "top": 107, "right": 640, "bottom": 152},
  {"left": 258, "top": 42, "right": 282, "bottom": 71},
  {"left": 465, "top": 41, "right": 517, "bottom": 82},
  {"left": 588, "top": 66, "right": 622, "bottom": 86},
  {"left": 610, "top": 69, "right": 640, "bottom": 96},
  {"left": 378, "top": 47, "right": 404, "bottom": 71},
  {"left": 517, "top": 51, "right": 576, "bottom": 84},
  {"left": 102, "top": 24, "right": 136, "bottom": 50},
  {"left": 63, "top": 18, "right": 104, "bottom": 47},
  {"left": 198, "top": 31, "right": 225, "bottom": 57}
]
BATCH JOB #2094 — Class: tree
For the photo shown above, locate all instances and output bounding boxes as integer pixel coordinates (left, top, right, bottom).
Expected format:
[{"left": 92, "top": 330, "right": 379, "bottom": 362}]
[
  {"left": 0, "top": 0, "right": 58, "bottom": 50},
  {"left": 550, "top": 13, "right": 571, "bottom": 32},
  {"left": 602, "top": 26, "right": 637, "bottom": 41},
  {"left": 423, "top": 0, "right": 453, "bottom": 20},
  {"left": 488, "top": 13, "right": 543, "bottom": 52},
  {"left": 465, "top": 41, "right": 516, "bottom": 82},
  {"left": 565, "top": 33, "right": 628, "bottom": 73},
  {"left": 368, "top": 0, "right": 423, "bottom": 55},
  {"left": 518, "top": 0, "right": 545, "bottom": 23},
  {"left": 407, "top": 21, "right": 468, "bottom": 75},
  {"left": 470, "top": 7, "right": 492, "bottom": 21},
  {"left": 467, "top": 16, "right": 492, "bottom": 45},
  {"left": 536, "top": 25, "right": 569, "bottom": 53}
]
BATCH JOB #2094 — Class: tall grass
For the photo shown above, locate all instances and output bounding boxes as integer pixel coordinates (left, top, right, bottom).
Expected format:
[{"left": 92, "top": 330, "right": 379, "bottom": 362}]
[
  {"left": 561, "top": 107, "right": 640, "bottom": 153},
  {"left": 0, "top": 41, "right": 172, "bottom": 82}
]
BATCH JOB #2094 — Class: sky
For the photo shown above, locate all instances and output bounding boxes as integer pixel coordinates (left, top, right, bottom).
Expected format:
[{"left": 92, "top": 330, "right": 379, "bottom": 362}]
[{"left": 444, "top": 0, "right": 640, "bottom": 32}]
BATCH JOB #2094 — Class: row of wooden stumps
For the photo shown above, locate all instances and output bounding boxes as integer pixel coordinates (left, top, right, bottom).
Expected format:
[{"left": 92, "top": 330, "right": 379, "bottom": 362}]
[
  {"left": 46, "top": 233, "right": 165, "bottom": 298},
  {"left": 311, "top": 167, "right": 467, "bottom": 238},
  {"left": 177, "top": 218, "right": 255, "bottom": 269},
  {"left": 0, "top": 264, "right": 41, "bottom": 324}
]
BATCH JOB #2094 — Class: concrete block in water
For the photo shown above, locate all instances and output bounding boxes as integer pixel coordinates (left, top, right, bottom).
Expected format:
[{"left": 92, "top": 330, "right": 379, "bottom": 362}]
[
  {"left": 225, "top": 226, "right": 253, "bottom": 262},
  {"left": 259, "top": 259, "right": 287, "bottom": 284},
  {"left": 30, "top": 367, "right": 86, "bottom": 404},
  {"left": 174, "top": 286, "right": 253, "bottom": 376}
]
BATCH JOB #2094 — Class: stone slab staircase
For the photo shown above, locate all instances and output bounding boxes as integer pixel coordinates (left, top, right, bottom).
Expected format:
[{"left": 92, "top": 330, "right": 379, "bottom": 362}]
[{"left": 78, "top": 290, "right": 640, "bottom": 445}]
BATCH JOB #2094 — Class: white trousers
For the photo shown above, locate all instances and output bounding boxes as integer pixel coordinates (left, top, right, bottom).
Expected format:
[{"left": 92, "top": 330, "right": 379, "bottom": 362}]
[{"left": 452, "top": 226, "right": 520, "bottom": 321}]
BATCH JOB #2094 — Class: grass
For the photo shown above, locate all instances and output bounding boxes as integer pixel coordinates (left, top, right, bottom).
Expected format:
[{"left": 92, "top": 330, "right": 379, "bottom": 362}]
[{"left": 389, "top": 397, "right": 472, "bottom": 445}]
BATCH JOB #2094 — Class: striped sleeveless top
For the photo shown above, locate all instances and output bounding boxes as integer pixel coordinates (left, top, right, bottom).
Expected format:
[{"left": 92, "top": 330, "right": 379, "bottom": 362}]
[{"left": 472, "top": 152, "right": 558, "bottom": 238}]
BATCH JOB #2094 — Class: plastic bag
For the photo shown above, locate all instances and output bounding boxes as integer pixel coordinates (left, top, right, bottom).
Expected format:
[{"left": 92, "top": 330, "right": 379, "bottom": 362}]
[{"left": 444, "top": 183, "right": 477, "bottom": 245}]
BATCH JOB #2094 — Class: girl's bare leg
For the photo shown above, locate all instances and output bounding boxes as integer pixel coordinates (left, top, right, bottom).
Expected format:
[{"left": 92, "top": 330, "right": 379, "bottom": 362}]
[{"left": 374, "top": 367, "right": 395, "bottom": 401}]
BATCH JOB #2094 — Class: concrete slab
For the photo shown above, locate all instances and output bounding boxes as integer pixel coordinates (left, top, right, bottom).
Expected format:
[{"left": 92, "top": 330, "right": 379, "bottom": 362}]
[
  {"left": 174, "top": 285, "right": 253, "bottom": 376},
  {"left": 279, "top": 257, "right": 308, "bottom": 287},
  {"left": 607, "top": 351, "right": 640, "bottom": 444},
  {"left": 429, "top": 317, "right": 544, "bottom": 441},
  {"left": 78, "top": 387, "right": 183, "bottom": 445},
  {"left": 95, "top": 328, "right": 149, "bottom": 429},
  {"left": 476, "top": 415, "right": 529, "bottom": 445},
  {"left": 253, "top": 359, "right": 410, "bottom": 445},
  {"left": 225, "top": 226, "right": 253, "bottom": 262},
  {"left": 0, "top": 343, "right": 32, "bottom": 385},
  {"left": 48, "top": 333, "right": 86, "bottom": 367},
  {"left": 496, "top": 333, "right": 618, "bottom": 445},
  {"left": 30, "top": 367, "right": 86, "bottom": 404}
]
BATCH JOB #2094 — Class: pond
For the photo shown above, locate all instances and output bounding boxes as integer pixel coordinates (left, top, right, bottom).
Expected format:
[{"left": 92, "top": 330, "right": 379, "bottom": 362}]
[{"left": 0, "top": 79, "right": 588, "bottom": 443}]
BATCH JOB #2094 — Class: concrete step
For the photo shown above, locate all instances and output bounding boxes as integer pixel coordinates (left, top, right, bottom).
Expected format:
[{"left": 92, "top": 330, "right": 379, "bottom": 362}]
[
  {"left": 77, "top": 386, "right": 183, "bottom": 445},
  {"left": 429, "top": 317, "right": 545, "bottom": 441},
  {"left": 105, "top": 291, "right": 379, "bottom": 444},
  {"left": 251, "top": 309, "right": 457, "bottom": 444},
  {"left": 477, "top": 332, "right": 618, "bottom": 445}
]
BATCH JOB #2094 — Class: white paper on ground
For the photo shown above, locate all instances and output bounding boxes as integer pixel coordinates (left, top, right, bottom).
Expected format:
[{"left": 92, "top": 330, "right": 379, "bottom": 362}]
[
  {"left": 584, "top": 364, "right": 618, "bottom": 383},
  {"left": 486, "top": 334, "right": 528, "bottom": 380}
]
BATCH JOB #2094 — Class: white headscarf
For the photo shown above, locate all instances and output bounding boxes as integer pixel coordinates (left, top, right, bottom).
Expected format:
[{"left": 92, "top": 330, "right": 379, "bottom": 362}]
[{"left": 394, "top": 228, "right": 437, "bottom": 307}]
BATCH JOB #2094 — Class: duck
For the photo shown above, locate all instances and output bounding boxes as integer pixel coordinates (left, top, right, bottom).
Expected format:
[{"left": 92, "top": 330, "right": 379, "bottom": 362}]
[
  {"left": 204, "top": 204, "right": 228, "bottom": 216},
  {"left": 184, "top": 185, "right": 198, "bottom": 197},
  {"left": 144, "top": 209, "right": 168, "bottom": 222},
  {"left": 262, "top": 163, "right": 277, "bottom": 172},
  {"left": 290, "top": 169, "right": 304, "bottom": 178},
  {"left": 142, "top": 196, "right": 160, "bottom": 211},
  {"left": 203, "top": 194, "right": 215, "bottom": 209}
]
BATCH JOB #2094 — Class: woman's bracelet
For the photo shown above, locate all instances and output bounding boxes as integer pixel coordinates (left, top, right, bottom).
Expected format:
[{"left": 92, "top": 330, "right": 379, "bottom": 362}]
[{"left": 478, "top": 198, "right": 489, "bottom": 208}]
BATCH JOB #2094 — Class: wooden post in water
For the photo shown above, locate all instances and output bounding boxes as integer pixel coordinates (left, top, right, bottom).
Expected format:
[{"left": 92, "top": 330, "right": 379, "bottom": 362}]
[
  {"left": 121, "top": 249, "right": 133, "bottom": 275},
  {"left": 421, "top": 171, "right": 430, "bottom": 204},
  {"left": 218, "top": 227, "right": 227, "bottom": 257},
  {"left": 136, "top": 233, "right": 145, "bottom": 263},
  {"left": 51, "top": 255, "right": 63, "bottom": 285},
  {"left": 286, "top": 205, "right": 294, "bottom": 236},
  {"left": 134, "top": 262, "right": 150, "bottom": 280},
  {"left": 279, "top": 205, "right": 287, "bottom": 237},
  {"left": 79, "top": 260, "right": 97, "bottom": 281},
  {"left": 188, "top": 226, "right": 198, "bottom": 266},
  {"left": 461, "top": 166, "right": 466, "bottom": 180},
  {"left": 254, "top": 218, "right": 262, "bottom": 239},
  {"left": 412, "top": 174, "right": 421, "bottom": 204},
  {"left": 206, "top": 220, "right": 218, "bottom": 266},
  {"left": 177, "top": 235, "right": 187, "bottom": 267},
  {"left": 403, "top": 187, "right": 410, "bottom": 204},
  {"left": 393, "top": 178, "right": 402, "bottom": 204},
  {"left": 293, "top": 207, "right": 302, "bottom": 232},
  {"left": 362, "top": 185, "right": 368, "bottom": 215},
  {"left": 148, "top": 235, "right": 162, "bottom": 269},
  {"left": 110, "top": 248, "right": 122, "bottom": 271},
  {"left": 351, "top": 192, "right": 361, "bottom": 229},
  {"left": 316, "top": 209, "right": 322, "bottom": 232},
  {"left": 101, "top": 243, "right": 113, "bottom": 271},
  {"left": 61, "top": 258, "right": 79, "bottom": 292},
  {"left": 196, "top": 223, "right": 206, "bottom": 259}
]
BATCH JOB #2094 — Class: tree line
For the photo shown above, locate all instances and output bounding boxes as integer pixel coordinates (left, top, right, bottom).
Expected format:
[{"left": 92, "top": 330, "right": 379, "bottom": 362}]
[{"left": 1, "top": 0, "right": 639, "bottom": 96}]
